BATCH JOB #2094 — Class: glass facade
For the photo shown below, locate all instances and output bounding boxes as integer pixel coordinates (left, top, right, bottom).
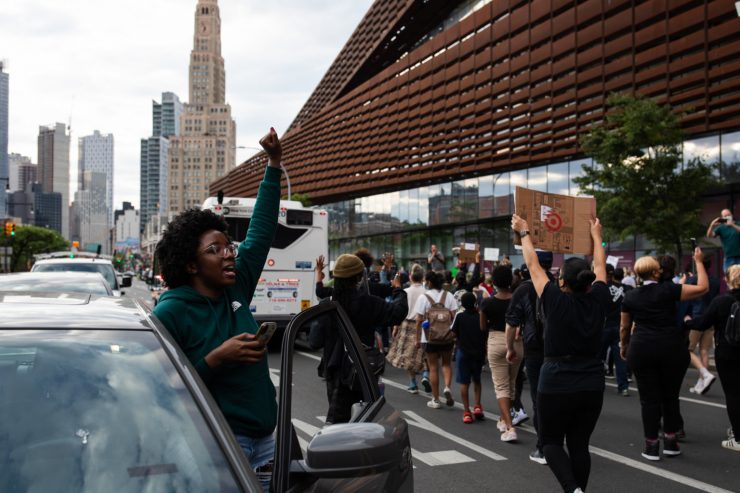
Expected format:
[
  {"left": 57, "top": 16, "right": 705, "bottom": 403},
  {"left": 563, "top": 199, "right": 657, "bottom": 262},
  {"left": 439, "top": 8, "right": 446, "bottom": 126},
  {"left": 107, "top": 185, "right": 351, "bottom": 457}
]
[{"left": 326, "top": 130, "right": 737, "bottom": 270}]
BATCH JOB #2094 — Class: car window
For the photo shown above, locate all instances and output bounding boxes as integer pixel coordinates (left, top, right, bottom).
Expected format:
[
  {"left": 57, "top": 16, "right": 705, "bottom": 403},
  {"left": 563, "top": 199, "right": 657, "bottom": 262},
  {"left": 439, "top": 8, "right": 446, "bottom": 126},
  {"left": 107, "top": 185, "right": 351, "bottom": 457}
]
[
  {"left": 0, "top": 330, "right": 240, "bottom": 492},
  {"left": 33, "top": 263, "right": 119, "bottom": 289},
  {"left": 0, "top": 276, "right": 110, "bottom": 295}
]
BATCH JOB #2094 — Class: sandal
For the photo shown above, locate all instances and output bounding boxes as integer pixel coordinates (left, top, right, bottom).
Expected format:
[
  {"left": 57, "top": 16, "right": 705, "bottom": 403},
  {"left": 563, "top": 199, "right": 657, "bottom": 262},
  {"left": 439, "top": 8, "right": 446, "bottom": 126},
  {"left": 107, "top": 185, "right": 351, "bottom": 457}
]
[
  {"left": 473, "top": 405, "right": 484, "bottom": 420},
  {"left": 463, "top": 411, "right": 474, "bottom": 424}
]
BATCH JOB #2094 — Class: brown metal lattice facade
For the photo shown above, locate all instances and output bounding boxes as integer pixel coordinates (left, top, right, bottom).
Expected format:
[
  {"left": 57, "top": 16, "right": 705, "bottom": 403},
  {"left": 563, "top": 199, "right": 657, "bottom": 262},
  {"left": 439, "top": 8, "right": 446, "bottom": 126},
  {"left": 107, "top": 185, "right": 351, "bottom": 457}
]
[{"left": 210, "top": 0, "right": 740, "bottom": 204}]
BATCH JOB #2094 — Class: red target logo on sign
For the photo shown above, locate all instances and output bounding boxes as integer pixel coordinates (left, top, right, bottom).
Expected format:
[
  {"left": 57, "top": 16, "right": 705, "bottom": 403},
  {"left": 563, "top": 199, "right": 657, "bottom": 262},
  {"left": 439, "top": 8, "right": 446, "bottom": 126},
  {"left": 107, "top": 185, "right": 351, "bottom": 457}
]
[{"left": 544, "top": 210, "right": 563, "bottom": 232}]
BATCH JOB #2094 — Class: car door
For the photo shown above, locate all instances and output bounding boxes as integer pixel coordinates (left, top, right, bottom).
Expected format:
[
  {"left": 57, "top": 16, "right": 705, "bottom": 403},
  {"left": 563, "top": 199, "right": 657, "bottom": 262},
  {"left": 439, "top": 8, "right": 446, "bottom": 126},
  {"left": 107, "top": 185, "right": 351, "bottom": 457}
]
[{"left": 272, "top": 301, "right": 413, "bottom": 493}]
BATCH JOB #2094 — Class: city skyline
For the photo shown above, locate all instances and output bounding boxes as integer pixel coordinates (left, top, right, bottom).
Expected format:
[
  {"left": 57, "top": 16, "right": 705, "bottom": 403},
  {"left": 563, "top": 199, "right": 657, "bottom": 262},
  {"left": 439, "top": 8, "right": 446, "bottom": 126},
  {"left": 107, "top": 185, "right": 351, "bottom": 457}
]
[{"left": 1, "top": 0, "right": 372, "bottom": 209}]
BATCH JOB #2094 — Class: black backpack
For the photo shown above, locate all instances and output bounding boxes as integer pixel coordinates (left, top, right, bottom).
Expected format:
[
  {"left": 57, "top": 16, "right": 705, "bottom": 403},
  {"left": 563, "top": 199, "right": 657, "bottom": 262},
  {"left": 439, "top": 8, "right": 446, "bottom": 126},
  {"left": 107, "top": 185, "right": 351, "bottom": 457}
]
[{"left": 724, "top": 301, "right": 740, "bottom": 347}]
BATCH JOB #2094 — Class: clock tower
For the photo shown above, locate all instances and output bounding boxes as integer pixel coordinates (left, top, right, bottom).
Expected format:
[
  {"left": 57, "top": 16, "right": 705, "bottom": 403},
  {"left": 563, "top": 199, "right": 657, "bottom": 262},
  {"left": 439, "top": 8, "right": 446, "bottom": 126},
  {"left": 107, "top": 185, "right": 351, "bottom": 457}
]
[{"left": 167, "top": 0, "right": 236, "bottom": 213}]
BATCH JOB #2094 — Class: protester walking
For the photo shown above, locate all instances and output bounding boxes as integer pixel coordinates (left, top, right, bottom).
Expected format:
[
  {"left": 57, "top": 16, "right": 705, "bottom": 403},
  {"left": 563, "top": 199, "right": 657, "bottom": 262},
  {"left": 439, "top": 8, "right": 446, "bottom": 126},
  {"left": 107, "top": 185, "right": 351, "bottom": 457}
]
[
  {"left": 602, "top": 264, "right": 631, "bottom": 395},
  {"left": 512, "top": 213, "right": 609, "bottom": 493},
  {"left": 684, "top": 264, "right": 740, "bottom": 451},
  {"left": 481, "top": 265, "right": 520, "bottom": 441},
  {"left": 451, "top": 292, "right": 487, "bottom": 423},
  {"left": 414, "top": 271, "right": 459, "bottom": 409},
  {"left": 620, "top": 250, "right": 708, "bottom": 461}
]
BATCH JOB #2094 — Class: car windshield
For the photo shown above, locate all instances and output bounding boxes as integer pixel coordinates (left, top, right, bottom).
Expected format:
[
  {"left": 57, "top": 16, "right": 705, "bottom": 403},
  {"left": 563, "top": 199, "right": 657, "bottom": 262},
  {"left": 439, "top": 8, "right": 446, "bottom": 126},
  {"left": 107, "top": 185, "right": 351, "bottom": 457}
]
[
  {"left": 0, "top": 276, "right": 110, "bottom": 295},
  {"left": 33, "top": 263, "right": 118, "bottom": 290},
  {"left": 0, "top": 330, "right": 240, "bottom": 492}
]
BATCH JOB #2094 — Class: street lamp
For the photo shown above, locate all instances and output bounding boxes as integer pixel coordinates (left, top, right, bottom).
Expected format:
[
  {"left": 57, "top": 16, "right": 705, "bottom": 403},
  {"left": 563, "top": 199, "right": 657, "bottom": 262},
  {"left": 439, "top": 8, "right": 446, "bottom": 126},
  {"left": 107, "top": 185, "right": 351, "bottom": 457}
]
[{"left": 234, "top": 146, "right": 292, "bottom": 200}]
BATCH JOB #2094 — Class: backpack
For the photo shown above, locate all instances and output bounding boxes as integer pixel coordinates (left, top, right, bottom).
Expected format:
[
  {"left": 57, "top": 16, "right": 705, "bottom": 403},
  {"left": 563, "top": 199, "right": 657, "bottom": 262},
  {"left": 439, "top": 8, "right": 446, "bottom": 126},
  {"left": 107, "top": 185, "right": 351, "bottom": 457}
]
[
  {"left": 724, "top": 301, "right": 740, "bottom": 347},
  {"left": 425, "top": 292, "right": 456, "bottom": 344}
]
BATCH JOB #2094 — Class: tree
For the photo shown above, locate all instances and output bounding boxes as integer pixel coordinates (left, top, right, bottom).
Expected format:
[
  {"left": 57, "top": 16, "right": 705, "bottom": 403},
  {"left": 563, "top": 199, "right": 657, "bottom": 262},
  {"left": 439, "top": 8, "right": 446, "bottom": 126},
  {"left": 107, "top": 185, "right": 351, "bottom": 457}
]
[
  {"left": 574, "top": 94, "right": 716, "bottom": 260},
  {"left": 286, "top": 192, "right": 312, "bottom": 207},
  {"left": 0, "top": 225, "right": 69, "bottom": 272}
]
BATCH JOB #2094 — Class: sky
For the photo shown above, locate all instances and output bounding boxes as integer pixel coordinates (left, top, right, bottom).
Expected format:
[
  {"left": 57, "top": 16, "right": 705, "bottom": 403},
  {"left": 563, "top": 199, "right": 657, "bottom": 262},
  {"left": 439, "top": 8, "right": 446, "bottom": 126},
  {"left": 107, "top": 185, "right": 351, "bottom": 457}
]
[{"left": 1, "top": 0, "right": 374, "bottom": 210}]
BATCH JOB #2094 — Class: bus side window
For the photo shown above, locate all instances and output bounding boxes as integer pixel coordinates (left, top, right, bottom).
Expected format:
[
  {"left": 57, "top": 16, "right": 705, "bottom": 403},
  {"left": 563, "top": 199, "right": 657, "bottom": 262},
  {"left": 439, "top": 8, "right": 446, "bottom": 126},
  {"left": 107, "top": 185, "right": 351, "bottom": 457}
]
[{"left": 286, "top": 210, "right": 313, "bottom": 226}]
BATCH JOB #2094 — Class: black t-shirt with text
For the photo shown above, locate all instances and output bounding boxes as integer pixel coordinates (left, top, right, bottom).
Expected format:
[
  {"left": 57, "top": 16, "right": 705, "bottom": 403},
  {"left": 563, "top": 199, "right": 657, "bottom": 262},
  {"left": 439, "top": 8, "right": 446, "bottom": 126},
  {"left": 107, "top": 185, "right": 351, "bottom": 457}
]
[
  {"left": 605, "top": 281, "right": 632, "bottom": 329},
  {"left": 480, "top": 296, "right": 510, "bottom": 332},
  {"left": 538, "top": 280, "right": 610, "bottom": 393},
  {"left": 622, "top": 281, "right": 683, "bottom": 343}
]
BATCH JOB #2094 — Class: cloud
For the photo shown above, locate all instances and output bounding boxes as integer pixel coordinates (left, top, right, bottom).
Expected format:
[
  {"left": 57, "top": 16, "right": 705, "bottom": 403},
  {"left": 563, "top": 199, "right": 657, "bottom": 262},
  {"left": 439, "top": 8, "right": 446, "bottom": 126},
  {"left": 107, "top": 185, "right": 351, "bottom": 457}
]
[{"left": 0, "top": 0, "right": 372, "bottom": 209}]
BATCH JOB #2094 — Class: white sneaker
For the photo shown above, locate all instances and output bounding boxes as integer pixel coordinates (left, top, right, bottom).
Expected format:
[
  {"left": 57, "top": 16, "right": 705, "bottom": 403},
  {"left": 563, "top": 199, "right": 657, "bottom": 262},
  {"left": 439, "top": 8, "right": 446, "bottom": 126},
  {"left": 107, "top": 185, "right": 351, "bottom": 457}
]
[
  {"left": 501, "top": 427, "right": 518, "bottom": 442},
  {"left": 443, "top": 387, "right": 454, "bottom": 406},
  {"left": 722, "top": 437, "right": 740, "bottom": 451},
  {"left": 497, "top": 419, "right": 507, "bottom": 432},
  {"left": 699, "top": 373, "right": 716, "bottom": 395},
  {"left": 511, "top": 408, "right": 529, "bottom": 426},
  {"left": 427, "top": 398, "right": 442, "bottom": 409}
]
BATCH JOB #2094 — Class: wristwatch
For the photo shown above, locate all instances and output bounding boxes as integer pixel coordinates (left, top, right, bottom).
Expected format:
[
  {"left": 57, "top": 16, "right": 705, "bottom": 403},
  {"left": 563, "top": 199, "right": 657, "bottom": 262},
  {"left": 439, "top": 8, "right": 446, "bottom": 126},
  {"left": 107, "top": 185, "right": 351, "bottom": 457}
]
[{"left": 519, "top": 230, "right": 530, "bottom": 238}]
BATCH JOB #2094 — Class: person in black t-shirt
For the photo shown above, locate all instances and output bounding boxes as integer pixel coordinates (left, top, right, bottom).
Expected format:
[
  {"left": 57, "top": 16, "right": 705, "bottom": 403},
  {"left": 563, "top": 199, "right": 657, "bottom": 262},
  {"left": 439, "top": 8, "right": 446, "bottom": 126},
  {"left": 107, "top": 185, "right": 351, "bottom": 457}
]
[
  {"left": 601, "top": 264, "right": 631, "bottom": 395},
  {"left": 511, "top": 213, "right": 609, "bottom": 493},
  {"left": 620, "top": 251, "right": 708, "bottom": 461},
  {"left": 451, "top": 292, "right": 487, "bottom": 424}
]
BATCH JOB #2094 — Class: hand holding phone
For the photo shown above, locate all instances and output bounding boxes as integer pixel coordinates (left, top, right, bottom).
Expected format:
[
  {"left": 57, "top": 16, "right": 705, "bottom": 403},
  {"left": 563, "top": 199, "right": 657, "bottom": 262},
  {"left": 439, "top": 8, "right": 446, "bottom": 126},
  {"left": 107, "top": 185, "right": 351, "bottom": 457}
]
[{"left": 255, "top": 322, "right": 278, "bottom": 344}]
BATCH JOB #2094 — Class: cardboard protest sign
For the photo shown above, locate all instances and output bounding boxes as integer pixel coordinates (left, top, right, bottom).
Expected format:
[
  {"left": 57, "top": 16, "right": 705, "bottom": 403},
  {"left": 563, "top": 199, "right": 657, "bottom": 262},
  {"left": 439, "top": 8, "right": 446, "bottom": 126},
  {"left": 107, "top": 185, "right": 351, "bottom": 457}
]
[
  {"left": 514, "top": 186, "right": 596, "bottom": 255},
  {"left": 459, "top": 242, "right": 479, "bottom": 263}
]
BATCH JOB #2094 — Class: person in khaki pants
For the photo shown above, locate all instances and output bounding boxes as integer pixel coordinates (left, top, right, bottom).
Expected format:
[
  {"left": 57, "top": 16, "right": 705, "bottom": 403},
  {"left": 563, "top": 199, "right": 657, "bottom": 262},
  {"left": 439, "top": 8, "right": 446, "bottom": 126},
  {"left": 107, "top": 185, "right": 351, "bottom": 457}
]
[{"left": 480, "top": 265, "right": 522, "bottom": 442}]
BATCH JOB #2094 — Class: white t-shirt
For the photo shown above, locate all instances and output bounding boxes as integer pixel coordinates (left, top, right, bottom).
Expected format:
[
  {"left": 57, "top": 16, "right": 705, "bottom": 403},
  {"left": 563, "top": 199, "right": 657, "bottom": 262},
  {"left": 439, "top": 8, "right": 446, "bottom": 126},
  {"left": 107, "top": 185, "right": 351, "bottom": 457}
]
[
  {"left": 404, "top": 283, "right": 427, "bottom": 320},
  {"left": 413, "top": 289, "right": 458, "bottom": 319}
]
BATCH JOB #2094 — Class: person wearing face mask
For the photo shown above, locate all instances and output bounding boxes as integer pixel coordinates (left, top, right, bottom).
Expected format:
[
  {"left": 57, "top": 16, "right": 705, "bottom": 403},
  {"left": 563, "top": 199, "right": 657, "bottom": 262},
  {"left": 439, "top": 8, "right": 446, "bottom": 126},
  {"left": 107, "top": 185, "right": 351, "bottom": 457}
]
[
  {"left": 311, "top": 253, "right": 407, "bottom": 425},
  {"left": 707, "top": 209, "right": 740, "bottom": 272}
]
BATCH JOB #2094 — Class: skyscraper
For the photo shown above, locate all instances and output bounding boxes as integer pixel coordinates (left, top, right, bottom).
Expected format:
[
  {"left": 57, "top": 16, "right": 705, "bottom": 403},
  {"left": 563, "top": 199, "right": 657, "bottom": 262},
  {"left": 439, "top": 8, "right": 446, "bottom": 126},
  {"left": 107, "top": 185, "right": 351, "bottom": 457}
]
[
  {"left": 37, "top": 123, "right": 70, "bottom": 238},
  {"left": 167, "top": 0, "right": 235, "bottom": 213},
  {"left": 0, "top": 62, "right": 9, "bottom": 218},
  {"left": 8, "top": 153, "right": 34, "bottom": 192},
  {"left": 74, "top": 170, "right": 109, "bottom": 253},
  {"left": 78, "top": 130, "right": 114, "bottom": 226},
  {"left": 140, "top": 92, "right": 182, "bottom": 234}
]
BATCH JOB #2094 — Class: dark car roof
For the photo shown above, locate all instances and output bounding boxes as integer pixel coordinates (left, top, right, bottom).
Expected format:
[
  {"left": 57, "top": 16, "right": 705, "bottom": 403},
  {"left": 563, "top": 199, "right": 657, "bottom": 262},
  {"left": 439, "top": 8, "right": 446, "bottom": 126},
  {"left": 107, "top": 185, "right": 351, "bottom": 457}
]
[{"left": 0, "top": 292, "right": 154, "bottom": 330}]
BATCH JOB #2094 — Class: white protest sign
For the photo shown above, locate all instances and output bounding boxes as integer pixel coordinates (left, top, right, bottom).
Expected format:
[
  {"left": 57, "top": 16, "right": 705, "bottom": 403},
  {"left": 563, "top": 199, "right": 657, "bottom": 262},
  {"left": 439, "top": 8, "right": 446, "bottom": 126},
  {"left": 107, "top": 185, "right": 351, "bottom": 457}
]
[
  {"left": 484, "top": 248, "right": 500, "bottom": 261},
  {"left": 606, "top": 256, "right": 621, "bottom": 268}
]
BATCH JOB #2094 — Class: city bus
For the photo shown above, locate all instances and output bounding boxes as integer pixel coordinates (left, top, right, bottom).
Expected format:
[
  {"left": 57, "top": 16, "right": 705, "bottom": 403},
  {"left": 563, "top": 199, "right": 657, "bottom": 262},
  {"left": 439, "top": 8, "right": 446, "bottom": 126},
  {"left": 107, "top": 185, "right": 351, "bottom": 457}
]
[{"left": 202, "top": 195, "right": 328, "bottom": 345}]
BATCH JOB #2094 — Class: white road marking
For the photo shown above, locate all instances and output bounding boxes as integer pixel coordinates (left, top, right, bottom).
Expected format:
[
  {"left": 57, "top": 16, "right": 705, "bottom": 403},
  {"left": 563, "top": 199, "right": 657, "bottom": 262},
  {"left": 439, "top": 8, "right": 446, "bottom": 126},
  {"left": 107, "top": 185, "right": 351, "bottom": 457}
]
[
  {"left": 295, "top": 351, "right": 732, "bottom": 492},
  {"left": 403, "top": 410, "right": 507, "bottom": 461},
  {"left": 410, "top": 448, "right": 475, "bottom": 466},
  {"left": 291, "top": 418, "right": 321, "bottom": 437},
  {"left": 605, "top": 382, "right": 727, "bottom": 409},
  {"left": 269, "top": 368, "right": 280, "bottom": 388}
]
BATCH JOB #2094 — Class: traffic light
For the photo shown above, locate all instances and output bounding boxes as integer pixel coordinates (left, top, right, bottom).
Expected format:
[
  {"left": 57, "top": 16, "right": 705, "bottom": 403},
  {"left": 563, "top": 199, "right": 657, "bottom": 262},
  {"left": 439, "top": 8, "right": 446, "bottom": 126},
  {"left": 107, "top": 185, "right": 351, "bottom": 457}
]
[
  {"left": 4, "top": 221, "right": 12, "bottom": 237},
  {"left": 10, "top": 224, "right": 15, "bottom": 236}
]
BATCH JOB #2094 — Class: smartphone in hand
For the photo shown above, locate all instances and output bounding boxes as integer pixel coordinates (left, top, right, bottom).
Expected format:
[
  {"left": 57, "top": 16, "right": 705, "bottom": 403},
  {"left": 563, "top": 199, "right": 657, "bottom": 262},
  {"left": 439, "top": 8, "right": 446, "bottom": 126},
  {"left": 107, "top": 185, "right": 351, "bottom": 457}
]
[{"left": 255, "top": 322, "right": 278, "bottom": 344}]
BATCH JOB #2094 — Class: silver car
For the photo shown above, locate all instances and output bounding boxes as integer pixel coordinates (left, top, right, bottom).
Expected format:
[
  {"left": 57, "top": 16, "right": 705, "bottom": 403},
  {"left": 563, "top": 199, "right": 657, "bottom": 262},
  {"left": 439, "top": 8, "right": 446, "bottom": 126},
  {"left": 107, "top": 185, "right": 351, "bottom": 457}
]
[{"left": 0, "top": 272, "right": 113, "bottom": 296}]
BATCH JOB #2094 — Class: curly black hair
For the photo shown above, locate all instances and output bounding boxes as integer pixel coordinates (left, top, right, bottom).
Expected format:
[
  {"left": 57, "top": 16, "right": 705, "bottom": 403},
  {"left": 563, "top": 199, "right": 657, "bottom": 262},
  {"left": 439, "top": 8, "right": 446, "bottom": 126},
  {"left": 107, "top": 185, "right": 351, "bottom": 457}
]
[{"left": 154, "top": 209, "right": 229, "bottom": 289}]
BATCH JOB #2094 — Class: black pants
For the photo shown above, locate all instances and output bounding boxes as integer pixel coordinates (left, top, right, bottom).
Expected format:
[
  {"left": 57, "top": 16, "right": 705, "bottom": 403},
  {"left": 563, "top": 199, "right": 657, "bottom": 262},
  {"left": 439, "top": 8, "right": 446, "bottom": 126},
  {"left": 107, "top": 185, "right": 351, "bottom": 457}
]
[
  {"left": 538, "top": 390, "right": 603, "bottom": 493},
  {"left": 325, "top": 372, "right": 363, "bottom": 425},
  {"left": 716, "top": 344, "right": 740, "bottom": 437},
  {"left": 513, "top": 360, "right": 525, "bottom": 411},
  {"left": 525, "top": 354, "right": 544, "bottom": 450},
  {"left": 627, "top": 339, "right": 689, "bottom": 439}
]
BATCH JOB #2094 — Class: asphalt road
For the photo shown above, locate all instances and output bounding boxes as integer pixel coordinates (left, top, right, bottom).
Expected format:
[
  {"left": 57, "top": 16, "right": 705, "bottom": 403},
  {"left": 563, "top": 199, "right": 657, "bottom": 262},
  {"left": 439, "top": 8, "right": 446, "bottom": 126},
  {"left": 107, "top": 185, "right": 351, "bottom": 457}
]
[{"left": 272, "top": 348, "right": 737, "bottom": 493}]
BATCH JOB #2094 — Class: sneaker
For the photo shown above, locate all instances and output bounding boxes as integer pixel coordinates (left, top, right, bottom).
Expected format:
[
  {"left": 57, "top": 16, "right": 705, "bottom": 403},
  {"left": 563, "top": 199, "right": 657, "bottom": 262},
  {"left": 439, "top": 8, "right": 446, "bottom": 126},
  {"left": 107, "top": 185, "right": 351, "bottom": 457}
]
[
  {"left": 722, "top": 437, "right": 740, "bottom": 451},
  {"left": 406, "top": 383, "right": 419, "bottom": 394},
  {"left": 473, "top": 405, "right": 485, "bottom": 420},
  {"left": 511, "top": 408, "right": 529, "bottom": 426},
  {"left": 427, "top": 398, "right": 442, "bottom": 409},
  {"left": 573, "top": 489, "right": 584, "bottom": 493},
  {"left": 497, "top": 419, "right": 507, "bottom": 432},
  {"left": 529, "top": 448, "right": 547, "bottom": 465},
  {"left": 699, "top": 373, "right": 716, "bottom": 395},
  {"left": 443, "top": 387, "right": 454, "bottom": 406},
  {"left": 663, "top": 434, "right": 681, "bottom": 457},
  {"left": 641, "top": 439, "right": 660, "bottom": 461},
  {"left": 619, "top": 388, "right": 630, "bottom": 396},
  {"left": 421, "top": 372, "right": 431, "bottom": 393},
  {"left": 676, "top": 429, "right": 686, "bottom": 441},
  {"left": 501, "top": 427, "right": 518, "bottom": 442},
  {"left": 463, "top": 411, "right": 474, "bottom": 424}
]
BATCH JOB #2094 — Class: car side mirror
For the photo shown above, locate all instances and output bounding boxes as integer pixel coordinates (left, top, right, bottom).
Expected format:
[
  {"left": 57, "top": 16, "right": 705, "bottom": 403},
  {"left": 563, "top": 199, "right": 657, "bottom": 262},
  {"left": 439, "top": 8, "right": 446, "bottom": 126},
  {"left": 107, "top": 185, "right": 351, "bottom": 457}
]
[
  {"left": 121, "top": 276, "right": 132, "bottom": 288},
  {"left": 294, "top": 423, "right": 399, "bottom": 478}
]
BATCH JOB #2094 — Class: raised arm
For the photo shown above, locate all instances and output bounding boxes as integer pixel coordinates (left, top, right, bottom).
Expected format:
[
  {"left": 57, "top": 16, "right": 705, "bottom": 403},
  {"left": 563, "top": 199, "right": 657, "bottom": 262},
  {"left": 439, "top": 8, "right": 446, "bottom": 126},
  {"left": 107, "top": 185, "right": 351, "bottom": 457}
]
[
  {"left": 680, "top": 247, "right": 708, "bottom": 301},
  {"left": 706, "top": 218, "right": 720, "bottom": 238},
  {"left": 511, "top": 214, "right": 548, "bottom": 297},
  {"left": 591, "top": 218, "right": 607, "bottom": 284}
]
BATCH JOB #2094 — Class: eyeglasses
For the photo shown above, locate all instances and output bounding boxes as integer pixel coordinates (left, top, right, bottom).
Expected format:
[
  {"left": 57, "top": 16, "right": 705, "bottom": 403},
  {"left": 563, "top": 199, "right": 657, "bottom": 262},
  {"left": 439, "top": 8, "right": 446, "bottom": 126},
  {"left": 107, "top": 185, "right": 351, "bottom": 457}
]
[{"left": 200, "top": 243, "right": 238, "bottom": 258}]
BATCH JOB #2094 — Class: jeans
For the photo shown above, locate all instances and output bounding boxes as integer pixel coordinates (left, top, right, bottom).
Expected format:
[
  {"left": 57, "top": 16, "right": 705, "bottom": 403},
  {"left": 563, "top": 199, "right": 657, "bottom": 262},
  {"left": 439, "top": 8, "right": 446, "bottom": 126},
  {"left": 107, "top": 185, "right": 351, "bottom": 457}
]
[
  {"left": 724, "top": 255, "right": 740, "bottom": 273},
  {"left": 627, "top": 338, "right": 689, "bottom": 439},
  {"left": 538, "top": 391, "right": 603, "bottom": 493},
  {"left": 525, "top": 354, "right": 544, "bottom": 451},
  {"left": 235, "top": 433, "right": 275, "bottom": 492},
  {"left": 601, "top": 326, "right": 628, "bottom": 391}
]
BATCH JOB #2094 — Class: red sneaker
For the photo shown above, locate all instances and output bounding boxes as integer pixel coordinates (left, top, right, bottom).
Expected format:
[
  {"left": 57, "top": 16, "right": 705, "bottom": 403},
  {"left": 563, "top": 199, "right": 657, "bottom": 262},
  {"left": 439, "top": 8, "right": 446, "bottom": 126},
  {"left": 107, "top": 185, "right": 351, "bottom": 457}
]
[
  {"left": 473, "top": 405, "right": 485, "bottom": 420},
  {"left": 463, "top": 411, "right": 474, "bottom": 424}
]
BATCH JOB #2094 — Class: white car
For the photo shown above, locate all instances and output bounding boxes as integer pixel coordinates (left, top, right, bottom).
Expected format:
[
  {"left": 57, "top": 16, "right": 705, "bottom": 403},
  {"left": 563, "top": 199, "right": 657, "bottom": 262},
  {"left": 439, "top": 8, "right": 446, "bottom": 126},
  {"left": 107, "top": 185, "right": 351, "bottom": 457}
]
[{"left": 31, "top": 254, "right": 131, "bottom": 297}]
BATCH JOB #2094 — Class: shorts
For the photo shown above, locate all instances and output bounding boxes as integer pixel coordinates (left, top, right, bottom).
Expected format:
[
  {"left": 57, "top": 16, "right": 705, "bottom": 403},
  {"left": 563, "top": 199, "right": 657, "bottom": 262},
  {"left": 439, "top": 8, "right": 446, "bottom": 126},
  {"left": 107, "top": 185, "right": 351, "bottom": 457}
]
[
  {"left": 424, "top": 342, "right": 455, "bottom": 354},
  {"left": 455, "top": 349, "right": 484, "bottom": 384}
]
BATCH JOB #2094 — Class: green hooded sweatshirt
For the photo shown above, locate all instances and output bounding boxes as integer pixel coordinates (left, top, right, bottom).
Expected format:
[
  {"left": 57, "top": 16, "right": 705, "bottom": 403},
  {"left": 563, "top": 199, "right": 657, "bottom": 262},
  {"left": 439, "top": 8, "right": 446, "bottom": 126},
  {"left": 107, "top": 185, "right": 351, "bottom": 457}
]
[{"left": 154, "top": 166, "right": 280, "bottom": 438}]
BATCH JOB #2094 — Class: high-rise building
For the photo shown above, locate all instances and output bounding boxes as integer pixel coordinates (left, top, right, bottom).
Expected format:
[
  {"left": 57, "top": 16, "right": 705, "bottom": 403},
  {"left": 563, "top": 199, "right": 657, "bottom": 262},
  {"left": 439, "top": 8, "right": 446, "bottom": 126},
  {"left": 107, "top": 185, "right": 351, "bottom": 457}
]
[
  {"left": 78, "top": 130, "right": 114, "bottom": 226},
  {"left": 30, "top": 182, "right": 62, "bottom": 235},
  {"left": 114, "top": 201, "right": 140, "bottom": 251},
  {"left": 74, "top": 170, "right": 109, "bottom": 254},
  {"left": 0, "top": 61, "right": 9, "bottom": 218},
  {"left": 140, "top": 92, "right": 182, "bottom": 234},
  {"left": 37, "top": 122, "right": 70, "bottom": 238},
  {"left": 8, "top": 153, "right": 35, "bottom": 192},
  {"left": 167, "top": 0, "right": 235, "bottom": 213}
]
